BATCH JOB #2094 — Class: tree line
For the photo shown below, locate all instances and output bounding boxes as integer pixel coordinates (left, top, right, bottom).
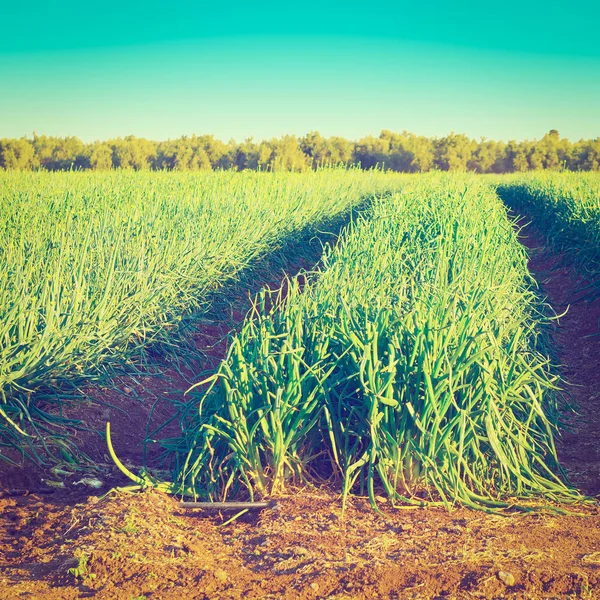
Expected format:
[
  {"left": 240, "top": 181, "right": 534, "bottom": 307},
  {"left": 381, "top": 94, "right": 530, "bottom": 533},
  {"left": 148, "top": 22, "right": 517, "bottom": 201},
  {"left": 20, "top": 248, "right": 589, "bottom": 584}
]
[{"left": 0, "top": 130, "right": 599, "bottom": 172}]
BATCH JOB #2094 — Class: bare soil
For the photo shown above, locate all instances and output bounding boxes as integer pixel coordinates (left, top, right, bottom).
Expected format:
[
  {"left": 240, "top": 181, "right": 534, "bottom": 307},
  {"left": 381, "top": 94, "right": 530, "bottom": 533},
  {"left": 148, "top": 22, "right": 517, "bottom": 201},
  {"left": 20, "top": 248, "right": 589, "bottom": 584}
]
[
  {"left": 1, "top": 221, "right": 600, "bottom": 599},
  {"left": 519, "top": 225, "right": 600, "bottom": 497}
]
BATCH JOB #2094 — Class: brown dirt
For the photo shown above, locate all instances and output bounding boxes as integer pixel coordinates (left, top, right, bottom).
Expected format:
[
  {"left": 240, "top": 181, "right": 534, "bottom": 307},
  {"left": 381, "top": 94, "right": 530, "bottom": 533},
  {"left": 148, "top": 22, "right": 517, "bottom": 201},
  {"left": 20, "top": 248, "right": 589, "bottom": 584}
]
[
  {"left": 1, "top": 489, "right": 599, "bottom": 600},
  {"left": 516, "top": 219, "right": 600, "bottom": 497},
  {"left": 1, "top": 224, "right": 600, "bottom": 599}
]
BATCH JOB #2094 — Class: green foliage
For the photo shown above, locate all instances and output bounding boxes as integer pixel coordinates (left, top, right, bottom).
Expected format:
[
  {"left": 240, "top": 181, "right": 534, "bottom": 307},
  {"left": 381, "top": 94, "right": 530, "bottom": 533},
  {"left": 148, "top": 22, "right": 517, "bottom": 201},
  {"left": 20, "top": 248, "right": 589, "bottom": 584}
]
[
  {"left": 171, "top": 175, "right": 580, "bottom": 511},
  {"left": 32, "top": 134, "right": 89, "bottom": 170},
  {"left": 0, "top": 138, "right": 38, "bottom": 170},
  {"left": 576, "top": 138, "right": 600, "bottom": 171},
  {"left": 433, "top": 133, "right": 476, "bottom": 171},
  {"left": 498, "top": 172, "right": 600, "bottom": 299},
  {"left": 90, "top": 142, "right": 113, "bottom": 170},
  {"left": 267, "top": 135, "right": 310, "bottom": 172},
  {"left": 505, "top": 141, "right": 530, "bottom": 172},
  {"left": 371, "top": 130, "right": 435, "bottom": 173},
  {"left": 1, "top": 130, "right": 599, "bottom": 173},
  {"left": 0, "top": 169, "right": 403, "bottom": 463},
  {"left": 468, "top": 139, "right": 506, "bottom": 173},
  {"left": 68, "top": 553, "right": 96, "bottom": 581},
  {"left": 112, "top": 136, "right": 156, "bottom": 170},
  {"left": 300, "top": 131, "right": 353, "bottom": 168}
]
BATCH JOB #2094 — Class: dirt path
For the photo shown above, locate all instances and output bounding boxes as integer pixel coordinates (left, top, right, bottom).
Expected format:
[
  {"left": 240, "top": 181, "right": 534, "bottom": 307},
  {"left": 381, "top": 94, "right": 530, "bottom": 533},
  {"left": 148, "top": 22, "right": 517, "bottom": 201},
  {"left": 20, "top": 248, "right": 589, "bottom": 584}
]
[
  {"left": 515, "top": 218, "right": 600, "bottom": 497},
  {"left": 1, "top": 221, "right": 600, "bottom": 599}
]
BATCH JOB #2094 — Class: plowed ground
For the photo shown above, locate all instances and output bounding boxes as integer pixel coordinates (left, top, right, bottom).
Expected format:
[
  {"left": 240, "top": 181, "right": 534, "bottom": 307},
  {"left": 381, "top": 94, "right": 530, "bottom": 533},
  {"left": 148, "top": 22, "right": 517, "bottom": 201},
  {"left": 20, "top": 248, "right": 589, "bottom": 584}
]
[{"left": 1, "top": 222, "right": 599, "bottom": 600}]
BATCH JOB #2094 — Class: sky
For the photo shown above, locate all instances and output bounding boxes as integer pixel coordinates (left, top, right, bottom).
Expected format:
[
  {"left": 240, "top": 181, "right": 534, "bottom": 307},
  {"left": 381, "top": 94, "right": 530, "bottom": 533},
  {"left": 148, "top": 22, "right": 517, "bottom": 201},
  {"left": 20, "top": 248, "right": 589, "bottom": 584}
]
[{"left": 1, "top": 0, "right": 599, "bottom": 142}]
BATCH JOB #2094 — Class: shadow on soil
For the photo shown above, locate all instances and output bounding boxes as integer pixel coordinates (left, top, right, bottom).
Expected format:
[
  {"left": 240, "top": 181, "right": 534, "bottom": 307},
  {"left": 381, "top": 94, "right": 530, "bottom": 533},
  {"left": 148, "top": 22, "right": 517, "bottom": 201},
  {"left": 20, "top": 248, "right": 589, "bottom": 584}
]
[
  {"left": 500, "top": 196, "right": 600, "bottom": 499},
  {"left": 0, "top": 196, "right": 378, "bottom": 493}
]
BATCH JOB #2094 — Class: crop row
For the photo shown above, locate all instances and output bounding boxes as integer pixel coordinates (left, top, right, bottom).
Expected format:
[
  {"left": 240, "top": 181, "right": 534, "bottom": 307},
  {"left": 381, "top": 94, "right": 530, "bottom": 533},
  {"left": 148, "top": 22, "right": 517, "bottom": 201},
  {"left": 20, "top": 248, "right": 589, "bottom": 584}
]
[
  {"left": 0, "top": 169, "right": 402, "bottom": 463},
  {"left": 170, "top": 175, "right": 579, "bottom": 511},
  {"left": 497, "top": 173, "right": 600, "bottom": 300}
]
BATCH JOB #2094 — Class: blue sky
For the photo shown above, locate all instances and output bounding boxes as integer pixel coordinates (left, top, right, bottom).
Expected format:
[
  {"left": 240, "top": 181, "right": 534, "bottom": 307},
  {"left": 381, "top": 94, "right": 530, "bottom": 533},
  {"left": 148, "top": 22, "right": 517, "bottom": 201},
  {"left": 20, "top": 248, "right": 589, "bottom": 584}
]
[{"left": 1, "top": 0, "right": 599, "bottom": 142}]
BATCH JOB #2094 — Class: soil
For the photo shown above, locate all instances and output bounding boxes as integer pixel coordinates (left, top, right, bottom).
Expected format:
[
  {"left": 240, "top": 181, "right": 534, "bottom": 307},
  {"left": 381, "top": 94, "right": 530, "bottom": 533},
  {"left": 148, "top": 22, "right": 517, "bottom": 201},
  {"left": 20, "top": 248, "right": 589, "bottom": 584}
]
[
  {"left": 518, "top": 224, "right": 600, "bottom": 498},
  {"left": 1, "top": 219, "right": 600, "bottom": 599}
]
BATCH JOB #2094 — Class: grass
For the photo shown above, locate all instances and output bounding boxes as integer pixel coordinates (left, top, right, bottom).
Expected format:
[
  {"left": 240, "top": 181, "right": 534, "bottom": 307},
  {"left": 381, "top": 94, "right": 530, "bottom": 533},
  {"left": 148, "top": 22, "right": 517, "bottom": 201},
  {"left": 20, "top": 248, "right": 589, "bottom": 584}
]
[
  {"left": 168, "top": 174, "right": 581, "bottom": 512},
  {"left": 0, "top": 168, "right": 403, "bottom": 464}
]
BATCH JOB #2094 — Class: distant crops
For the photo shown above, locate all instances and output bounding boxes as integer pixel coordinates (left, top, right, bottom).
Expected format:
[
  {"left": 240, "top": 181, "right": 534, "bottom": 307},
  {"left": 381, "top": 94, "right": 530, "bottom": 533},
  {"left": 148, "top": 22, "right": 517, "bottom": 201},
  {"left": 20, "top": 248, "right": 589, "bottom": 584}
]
[
  {"left": 0, "top": 169, "right": 402, "bottom": 463},
  {"left": 170, "top": 176, "right": 579, "bottom": 511},
  {"left": 498, "top": 173, "right": 600, "bottom": 299}
]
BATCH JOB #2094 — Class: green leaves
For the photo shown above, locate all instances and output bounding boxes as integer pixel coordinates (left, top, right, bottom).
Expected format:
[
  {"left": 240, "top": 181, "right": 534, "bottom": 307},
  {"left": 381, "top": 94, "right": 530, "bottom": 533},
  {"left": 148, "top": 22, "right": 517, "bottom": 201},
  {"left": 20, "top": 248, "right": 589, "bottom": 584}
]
[
  {"left": 498, "top": 173, "right": 600, "bottom": 301},
  {"left": 173, "top": 174, "right": 582, "bottom": 511},
  {"left": 0, "top": 169, "right": 402, "bottom": 463}
]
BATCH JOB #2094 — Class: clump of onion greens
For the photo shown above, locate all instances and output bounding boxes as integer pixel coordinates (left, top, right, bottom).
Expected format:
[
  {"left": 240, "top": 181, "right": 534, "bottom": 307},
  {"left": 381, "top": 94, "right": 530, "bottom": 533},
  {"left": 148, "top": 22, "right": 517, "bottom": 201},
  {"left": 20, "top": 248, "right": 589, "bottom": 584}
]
[{"left": 169, "top": 175, "right": 582, "bottom": 512}]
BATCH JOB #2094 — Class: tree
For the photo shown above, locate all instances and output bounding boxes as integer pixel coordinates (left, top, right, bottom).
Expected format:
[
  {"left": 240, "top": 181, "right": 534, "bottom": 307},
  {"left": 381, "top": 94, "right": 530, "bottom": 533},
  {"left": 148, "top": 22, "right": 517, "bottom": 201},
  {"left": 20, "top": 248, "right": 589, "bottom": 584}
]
[
  {"left": 353, "top": 135, "right": 389, "bottom": 169},
  {"left": 32, "top": 134, "right": 89, "bottom": 170},
  {"left": 181, "top": 146, "right": 211, "bottom": 171},
  {"left": 528, "top": 143, "right": 545, "bottom": 170},
  {"left": 577, "top": 138, "right": 600, "bottom": 171},
  {"left": 300, "top": 132, "right": 353, "bottom": 169},
  {"left": 193, "top": 135, "right": 229, "bottom": 169},
  {"left": 0, "top": 131, "right": 598, "bottom": 174},
  {"left": 537, "top": 130, "right": 561, "bottom": 170},
  {"left": 90, "top": 143, "right": 114, "bottom": 170},
  {"left": 505, "top": 141, "right": 530, "bottom": 172},
  {"left": 377, "top": 130, "right": 434, "bottom": 173},
  {"left": 257, "top": 141, "right": 275, "bottom": 170},
  {"left": 0, "top": 138, "right": 38, "bottom": 170},
  {"left": 112, "top": 136, "right": 156, "bottom": 170},
  {"left": 524, "top": 131, "right": 572, "bottom": 171},
  {"left": 231, "top": 138, "right": 261, "bottom": 171},
  {"left": 155, "top": 137, "right": 213, "bottom": 171},
  {"left": 267, "top": 136, "right": 310, "bottom": 171},
  {"left": 327, "top": 136, "right": 354, "bottom": 165},
  {"left": 434, "top": 133, "right": 476, "bottom": 171},
  {"left": 468, "top": 139, "right": 506, "bottom": 173}
]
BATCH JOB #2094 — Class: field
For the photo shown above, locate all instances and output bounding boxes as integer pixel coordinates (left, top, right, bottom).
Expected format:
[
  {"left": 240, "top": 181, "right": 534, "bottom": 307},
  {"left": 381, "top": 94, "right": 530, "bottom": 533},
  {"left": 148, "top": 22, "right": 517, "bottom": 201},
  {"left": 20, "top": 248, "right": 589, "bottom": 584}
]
[
  {"left": 498, "top": 173, "right": 600, "bottom": 299},
  {"left": 0, "top": 170, "right": 401, "bottom": 463},
  {"left": 1, "top": 171, "right": 600, "bottom": 598}
]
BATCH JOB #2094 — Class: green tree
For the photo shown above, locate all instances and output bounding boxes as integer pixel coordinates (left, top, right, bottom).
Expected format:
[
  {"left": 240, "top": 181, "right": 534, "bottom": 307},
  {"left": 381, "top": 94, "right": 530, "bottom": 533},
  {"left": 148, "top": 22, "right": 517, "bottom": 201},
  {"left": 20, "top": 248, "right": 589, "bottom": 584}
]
[
  {"left": 353, "top": 135, "right": 389, "bottom": 169},
  {"left": 32, "top": 134, "right": 89, "bottom": 170},
  {"left": 0, "top": 138, "right": 38, "bottom": 170},
  {"left": 257, "top": 141, "right": 275, "bottom": 170},
  {"left": 538, "top": 130, "right": 561, "bottom": 169},
  {"left": 327, "top": 136, "right": 354, "bottom": 165},
  {"left": 193, "top": 135, "right": 229, "bottom": 169},
  {"left": 268, "top": 136, "right": 310, "bottom": 171},
  {"left": 300, "top": 131, "right": 353, "bottom": 169},
  {"left": 112, "top": 136, "right": 156, "bottom": 170},
  {"left": 156, "top": 137, "right": 213, "bottom": 171},
  {"left": 379, "top": 130, "right": 434, "bottom": 172},
  {"left": 1, "top": 130, "right": 598, "bottom": 174},
  {"left": 90, "top": 143, "right": 114, "bottom": 170},
  {"left": 504, "top": 141, "right": 530, "bottom": 172},
  {"left": 468, "top": 139, "right": 506, "bottom": 173},
  {"left": 230, "top": 138, "right": 261, "bottom": 171},
  {"left": 528, "top": 143, "right": 545, "bottom": 170},
  {"left": 525, "top": 131, "right": 570, "bottom": 171},
  {"left": 434, "top": 133, "right": 476, "bottom": 171},
  {"left": 577, "top": 138, "right": 600, "bottom": 171}
]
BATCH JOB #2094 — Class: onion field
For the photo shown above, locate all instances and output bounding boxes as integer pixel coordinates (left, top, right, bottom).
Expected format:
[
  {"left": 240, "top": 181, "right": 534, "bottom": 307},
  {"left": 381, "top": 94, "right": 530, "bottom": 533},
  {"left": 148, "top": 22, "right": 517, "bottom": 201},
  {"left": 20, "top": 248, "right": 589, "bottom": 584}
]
[
  {"left": 1, "top": 170, "right": 598, "bottom": 513},
  {"left": 498, "top": 173, "right": 600, "bottom": 299},
  {"left": 0, "top": 169, "right": 402, "bottom": 463},
  {"left": 170, "top": 175, "right": 582, "bottom": 512}
]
